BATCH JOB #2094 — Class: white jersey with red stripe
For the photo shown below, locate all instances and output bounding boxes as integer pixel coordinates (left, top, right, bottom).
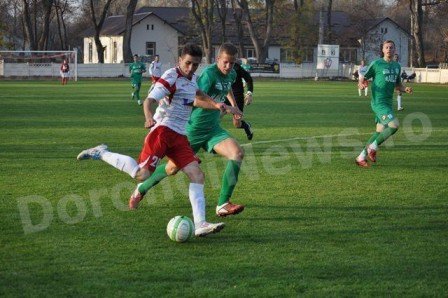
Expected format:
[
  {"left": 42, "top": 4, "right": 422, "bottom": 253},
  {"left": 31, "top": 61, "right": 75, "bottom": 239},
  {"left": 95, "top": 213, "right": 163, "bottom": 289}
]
[{"left": 148, "top": 67, "right": 198, "bottom": 135}]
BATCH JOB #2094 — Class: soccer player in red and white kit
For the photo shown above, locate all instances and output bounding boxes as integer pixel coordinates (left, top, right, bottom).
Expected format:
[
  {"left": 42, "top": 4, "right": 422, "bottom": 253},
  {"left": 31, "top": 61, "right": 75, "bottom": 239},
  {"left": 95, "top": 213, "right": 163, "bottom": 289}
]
[{"left": 77, "top": 43, "right": 242, "bottom": 237}]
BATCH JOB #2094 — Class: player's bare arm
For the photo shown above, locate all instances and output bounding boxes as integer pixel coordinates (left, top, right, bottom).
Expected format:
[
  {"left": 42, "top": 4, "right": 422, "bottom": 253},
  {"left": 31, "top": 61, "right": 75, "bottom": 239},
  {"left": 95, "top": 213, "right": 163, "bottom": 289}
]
[
  {"left": 396, "top": 83, "right": 413, "bottom": 94},
  {"left": 143, "top": 97, "right": 156, "bottom": 128},
  {"left": 358, "top": 75, "right": 368, "bottom": 90}
]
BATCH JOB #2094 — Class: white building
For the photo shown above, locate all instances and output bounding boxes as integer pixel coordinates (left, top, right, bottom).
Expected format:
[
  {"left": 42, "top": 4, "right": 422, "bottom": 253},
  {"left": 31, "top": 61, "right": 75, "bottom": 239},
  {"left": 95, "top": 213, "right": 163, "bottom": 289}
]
[
  {"left": 359, "top": 18, "right": 411, "bottom": 66},
  {"left": 83, "top": 12, "right": 183, "bottom": 65}
]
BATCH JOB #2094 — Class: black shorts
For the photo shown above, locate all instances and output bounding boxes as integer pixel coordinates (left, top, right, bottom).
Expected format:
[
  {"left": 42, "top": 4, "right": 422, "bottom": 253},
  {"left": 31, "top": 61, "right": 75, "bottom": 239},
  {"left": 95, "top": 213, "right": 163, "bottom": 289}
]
[{"left": 225, "top": 94, "right": 245, "bottom": 112}]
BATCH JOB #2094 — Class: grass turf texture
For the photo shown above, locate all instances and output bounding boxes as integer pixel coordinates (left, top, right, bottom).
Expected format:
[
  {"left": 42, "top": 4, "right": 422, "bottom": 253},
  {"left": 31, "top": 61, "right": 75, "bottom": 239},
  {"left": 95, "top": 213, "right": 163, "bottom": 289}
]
[{"left": 0, "top": 79, "right": 447, "bottom": 296}]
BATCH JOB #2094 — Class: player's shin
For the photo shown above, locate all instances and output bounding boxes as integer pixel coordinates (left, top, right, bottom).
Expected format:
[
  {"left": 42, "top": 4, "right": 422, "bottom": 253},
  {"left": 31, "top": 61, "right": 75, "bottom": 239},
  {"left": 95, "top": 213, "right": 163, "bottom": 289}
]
[
  {"left": 218, "top": 160, "right": 241, "bottom": 205},
  {"left": 189, "top": 183, "right": 206, "bottom": 225},
  {"left": 137, "top": 163, "right": 168, "bottom": 195},
  {"left": 375, "top": 127, "right": 398, "bottom": 146}
]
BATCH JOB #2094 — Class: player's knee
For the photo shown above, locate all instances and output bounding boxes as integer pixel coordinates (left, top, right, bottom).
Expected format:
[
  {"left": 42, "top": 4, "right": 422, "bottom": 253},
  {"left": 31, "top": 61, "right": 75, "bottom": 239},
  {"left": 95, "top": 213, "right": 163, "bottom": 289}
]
[
  {"left": 186, "top": 167, "right": 204, "bottom": 184},
  {"left": 232, "top": 148, "right": 244, "bottom": 161},
  {"left": 165, "top": 163, "right": 179, "bottom": 176},
  {"left": 135, "top": 168, "right": 151, "bottom": 181},
  {"left": 388, "top": 118, "right": 400, "bottom": 129}
]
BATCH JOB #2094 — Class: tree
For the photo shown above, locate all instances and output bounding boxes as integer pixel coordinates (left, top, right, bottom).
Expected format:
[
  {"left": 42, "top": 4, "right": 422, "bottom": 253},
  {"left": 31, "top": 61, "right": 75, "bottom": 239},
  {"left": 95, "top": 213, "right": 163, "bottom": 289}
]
[
  {"left": 235, "top": 0, "right": 276, "bottom": 62},
  {"left": 326, "top": 0, "right": 332, "bottom": 43},
  {"left": 123, "top": 0, "right": 138, "bottom": 63},
  {"left": 88, "top": 0, "right": 114, "bottom": 63},
  {"left": 216, "top": 0, "right": 228, "bottom": 43},
  {"left": 409, "top": 0, "right": 425, "bottom": 67},
  {"left": 37, "top": 0, "right": 54, "bottom": 50},
  {"left": 191, "top": 0, "right": 214, "bottom": 63},
  {"left": 231, "top": 0, "right": 245, "bottom": 57}
]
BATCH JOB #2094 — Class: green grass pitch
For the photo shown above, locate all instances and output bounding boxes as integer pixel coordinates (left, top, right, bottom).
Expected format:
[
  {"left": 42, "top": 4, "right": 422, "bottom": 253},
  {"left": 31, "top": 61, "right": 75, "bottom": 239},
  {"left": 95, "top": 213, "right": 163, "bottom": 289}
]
[{"left": 0, "top": 79, "right": 447, "bottom": 296}]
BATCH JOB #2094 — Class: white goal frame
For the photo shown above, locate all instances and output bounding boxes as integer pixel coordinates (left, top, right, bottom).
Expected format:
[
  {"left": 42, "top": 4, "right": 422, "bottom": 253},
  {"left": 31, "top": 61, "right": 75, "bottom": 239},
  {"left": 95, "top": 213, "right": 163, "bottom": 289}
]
[{"left": 0, "top": 50, "right": 78, "bottom": 81}]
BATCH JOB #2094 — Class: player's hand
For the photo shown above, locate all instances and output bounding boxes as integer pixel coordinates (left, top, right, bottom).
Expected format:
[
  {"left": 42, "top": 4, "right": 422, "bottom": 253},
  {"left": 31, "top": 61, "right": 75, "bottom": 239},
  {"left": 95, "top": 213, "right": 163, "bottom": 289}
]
[
  {"left": 244, "top": 93, "right": 253, "bottom": 106},
  {"left": 226, "top": 106, "right": 243, "bottom": 119},
  {"left": 358, "top": 79, "right": 368, "bottom": 90},
  {"left": 144, "top": 118, "right": 156, "bottom": 129},
  {"left": 404, "top": 86, "right": 413, "bottom": 94}
]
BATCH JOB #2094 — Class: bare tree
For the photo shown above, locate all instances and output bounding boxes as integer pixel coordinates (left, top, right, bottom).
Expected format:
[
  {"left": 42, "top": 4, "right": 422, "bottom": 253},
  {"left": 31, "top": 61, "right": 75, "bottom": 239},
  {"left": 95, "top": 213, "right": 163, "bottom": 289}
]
[
  {"left": 22, "top": 0, "right": 38, "bottom": 50},
  {"left": 123, "top": 0, "right": 138, "bottom": 63},
  {"left": 37, "top": 0, "right": 54, "bottom": 50},
  {"left": 236, "top": 0, "right": 275, "bottom": 62},
  {"left": 191, "top": 0, "right": 214, "bottom": 63},
  {"left": 326, "top": 0, "right": 332, "bottom": 43},
  {"left": 88, "top": 0, "right": 114, "bottom": 63},
  {"left": 231, "top": 0, "right": 245, "bottom": 57},
  {"left": 216, "top": 0, "right": 228, "bottom": 43}
]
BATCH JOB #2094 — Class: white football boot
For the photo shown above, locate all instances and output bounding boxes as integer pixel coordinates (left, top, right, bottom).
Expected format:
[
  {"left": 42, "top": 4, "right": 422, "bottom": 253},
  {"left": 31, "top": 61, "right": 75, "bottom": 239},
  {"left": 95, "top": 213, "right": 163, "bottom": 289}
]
[
  {"left": 194, "top": 221, "right": 225, "bottom": 237},
  {"left": 76, "top": 144, "right": 108, "bottom": 160}
]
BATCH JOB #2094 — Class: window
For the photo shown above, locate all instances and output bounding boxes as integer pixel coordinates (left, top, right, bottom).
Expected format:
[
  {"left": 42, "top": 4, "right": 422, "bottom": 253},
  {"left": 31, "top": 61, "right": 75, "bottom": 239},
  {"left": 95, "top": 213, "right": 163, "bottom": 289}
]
[
  {"left": 146, "top": 42, "right": 156, "bottom": 56},
  {"left": 302, "top": 48, "right": 314, "bottom": 63},
  {"left": 88, "top": 42, "right": 92, "bottom": 63},
  {"left": 340, "top": 48, "right": 357, "bottom": 63},
  {"left": 147, "top": 24, "right": 149, "bottom": 30},
  {"left": 152, "top": 24, "right": 154, "bottom": 30},
  {"left": 246, "top": 48, "right": 255, "bottom": 59},
  {"left": 381, "top": 27, "right": 388, "bottom": 34},
  {"left": 280, "top": 48, "right": 294, "bottom": 63},
  {"left": 104, "top": 46, "right": 107, "bottom": 61}
]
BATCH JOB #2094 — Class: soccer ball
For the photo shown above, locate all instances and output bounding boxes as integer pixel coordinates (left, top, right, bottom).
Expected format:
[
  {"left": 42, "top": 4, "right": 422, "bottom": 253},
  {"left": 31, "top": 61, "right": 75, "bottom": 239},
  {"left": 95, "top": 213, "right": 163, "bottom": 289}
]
[{"left": 166, "top": 216, "right": 194, "bottom": 242}]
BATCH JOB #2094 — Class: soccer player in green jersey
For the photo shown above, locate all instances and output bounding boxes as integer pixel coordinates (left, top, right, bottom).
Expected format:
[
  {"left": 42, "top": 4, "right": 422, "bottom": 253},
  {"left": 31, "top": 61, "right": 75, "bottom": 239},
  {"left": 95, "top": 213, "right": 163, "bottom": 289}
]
[
  {"left": 355, "top": 40, "right": 413, "bottom": 167},
  {"left": 138, "top": 43, "right": 246, "bottom": 217},
  {"left": 129, "top": 54, "right": 146, "bottom": 105}
]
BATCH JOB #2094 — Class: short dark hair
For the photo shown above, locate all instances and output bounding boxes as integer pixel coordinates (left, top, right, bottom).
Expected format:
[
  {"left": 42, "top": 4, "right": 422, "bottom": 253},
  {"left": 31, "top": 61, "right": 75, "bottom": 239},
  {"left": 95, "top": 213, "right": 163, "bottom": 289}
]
[
  {"left": 380, "top": 40, "right": 395, "bottom": 57},
  {"left": 133, "top": 54, "right": 138, "bottom": 58},
  {"left": 181, "top": 43, "right": 203, "bottom": 58},
  {"left": 218, "top": 43, "right": 238, "bottom": 56}
]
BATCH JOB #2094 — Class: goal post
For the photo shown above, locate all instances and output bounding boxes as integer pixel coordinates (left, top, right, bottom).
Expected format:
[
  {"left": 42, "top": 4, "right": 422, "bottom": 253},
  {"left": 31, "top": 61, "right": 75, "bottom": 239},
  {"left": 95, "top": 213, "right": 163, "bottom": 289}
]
[{"left": 0, "top": 50, "right": 78, "bottom": 81}]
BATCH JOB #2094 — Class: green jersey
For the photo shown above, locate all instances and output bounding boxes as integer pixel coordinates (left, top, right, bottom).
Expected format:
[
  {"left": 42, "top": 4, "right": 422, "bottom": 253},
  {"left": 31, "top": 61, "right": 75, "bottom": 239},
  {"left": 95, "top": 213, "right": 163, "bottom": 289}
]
[
  {"left": 364, "top": 58, "right": 401, "bottom": 108},
  {"left": 129, "top": 62, "right": 146, "bottom": 82},
  {"left": 187, "top": 64, "right": 237, "bottom": 133}
]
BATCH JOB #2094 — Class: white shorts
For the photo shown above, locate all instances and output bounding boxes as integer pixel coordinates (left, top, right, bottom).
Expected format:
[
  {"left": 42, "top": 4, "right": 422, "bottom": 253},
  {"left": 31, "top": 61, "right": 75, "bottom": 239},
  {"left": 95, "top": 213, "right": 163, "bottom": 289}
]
[{"left": 60, "top": 71, "right": 70, "bottom": 78}]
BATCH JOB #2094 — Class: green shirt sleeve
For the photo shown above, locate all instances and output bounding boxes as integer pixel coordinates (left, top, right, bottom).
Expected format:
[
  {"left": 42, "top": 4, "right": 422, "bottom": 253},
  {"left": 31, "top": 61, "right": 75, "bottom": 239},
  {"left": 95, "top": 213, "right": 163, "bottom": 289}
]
[
  {"left": 197, "top": 70, "right": 214, "bottom": 93},
  {"left": 364, "top": 61, "right": 376, "bottom": 80}
]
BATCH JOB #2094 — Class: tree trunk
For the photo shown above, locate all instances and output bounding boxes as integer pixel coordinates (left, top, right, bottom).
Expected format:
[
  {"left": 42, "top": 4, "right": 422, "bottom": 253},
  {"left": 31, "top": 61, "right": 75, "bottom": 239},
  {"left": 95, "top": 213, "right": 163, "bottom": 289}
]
[
  {"left": 89, "top": 0, "right": 114, "bottom": 63},
  {"left": 231, "top": 0, "right": 245, "bottom": 57},
  {"left": 237, "top": 0, "right": 275, "bottom": 62},
  {"left": 22, "top": 0, "right": 37, "bottom": 50},
  {"left": 326, "top": 0, "right": 332, "bottom": 44},
  {"left": 191, "top": 0, "right": 214, "bottom": 63},
  {"left": 410, "top": 0, "right": 426, "bottom": 67},
  {"left": 216, "top": 0, "right": 227, "bottom": 43},
  {"left": 38, "top": 0, "right": 54, "bottom": 50},
  {"left": 123, "top": 0, "right": 138, "bottom": 63}
]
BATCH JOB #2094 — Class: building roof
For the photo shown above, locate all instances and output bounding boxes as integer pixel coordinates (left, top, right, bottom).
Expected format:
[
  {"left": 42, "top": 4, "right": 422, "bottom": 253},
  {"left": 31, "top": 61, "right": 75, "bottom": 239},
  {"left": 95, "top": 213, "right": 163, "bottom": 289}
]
[
  {"left": 363, "top": 17, "right": 411, "bottom": 37},
  {"left": 82, "top": 11, "right": 185, "bottom": 37}
]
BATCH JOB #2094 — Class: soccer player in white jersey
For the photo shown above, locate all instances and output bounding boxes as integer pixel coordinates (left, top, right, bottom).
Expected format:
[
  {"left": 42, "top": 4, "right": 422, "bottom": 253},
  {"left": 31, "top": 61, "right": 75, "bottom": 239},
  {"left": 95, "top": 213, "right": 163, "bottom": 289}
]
[
  {"left": 149, "top": 55, "right": 162, "bottom": 84},
  {"left": 77, "top": 43, "right": 242, "bottom": 237}
]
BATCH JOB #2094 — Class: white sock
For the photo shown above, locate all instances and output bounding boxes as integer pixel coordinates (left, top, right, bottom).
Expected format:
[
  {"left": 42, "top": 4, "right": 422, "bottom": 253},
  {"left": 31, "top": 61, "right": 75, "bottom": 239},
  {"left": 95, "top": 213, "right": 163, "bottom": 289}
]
[
  {"left": 365, "top": 87, "right": 368, "bottom": 96},
  {"left": 189, "top": 183, "right": 206, "bottom": 226},
  {"left": 358, "top": 89, "right": 361, "bottom": 96},
  {"left": 101, "top": 151, "right": 140, "bottom": 178},
  {"left": 397, "top": 95, "right": 402, "bottom": 108},
  {"left": 369, "top": 140, "right": 378, "bottom": 151},
  {"left": 357, "top": 149, "right": 367, "bottom": 161}
]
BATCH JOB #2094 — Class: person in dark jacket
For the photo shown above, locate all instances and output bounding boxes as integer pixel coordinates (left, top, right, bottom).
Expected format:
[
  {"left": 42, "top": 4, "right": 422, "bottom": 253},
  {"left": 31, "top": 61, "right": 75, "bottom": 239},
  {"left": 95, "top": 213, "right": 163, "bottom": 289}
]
[{"left": 225, "top": 60, "right": 254, "bottom": 140}]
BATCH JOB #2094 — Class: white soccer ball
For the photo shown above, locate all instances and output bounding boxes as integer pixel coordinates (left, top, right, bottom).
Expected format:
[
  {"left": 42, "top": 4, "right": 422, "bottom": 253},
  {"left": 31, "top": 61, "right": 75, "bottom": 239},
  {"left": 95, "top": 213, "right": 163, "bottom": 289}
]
[{"left": 166, "top": 216, "right": 194, "bottom": 242}]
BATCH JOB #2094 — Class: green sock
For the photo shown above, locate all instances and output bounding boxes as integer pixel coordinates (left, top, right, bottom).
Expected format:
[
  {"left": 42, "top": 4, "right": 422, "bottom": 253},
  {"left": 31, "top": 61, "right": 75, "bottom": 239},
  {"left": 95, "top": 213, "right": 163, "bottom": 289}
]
[
  {"left": 376, "top": 127, "right": 398, "bottom": 146},
  {"left": 367, "top": 132, "right": 380, "bottom": 145},
  {"left": 218, "top": 160, "right": 242, "bottom": 206},
  {"left": 138, "top": 163, "right": 168, "bottom": 195}
]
